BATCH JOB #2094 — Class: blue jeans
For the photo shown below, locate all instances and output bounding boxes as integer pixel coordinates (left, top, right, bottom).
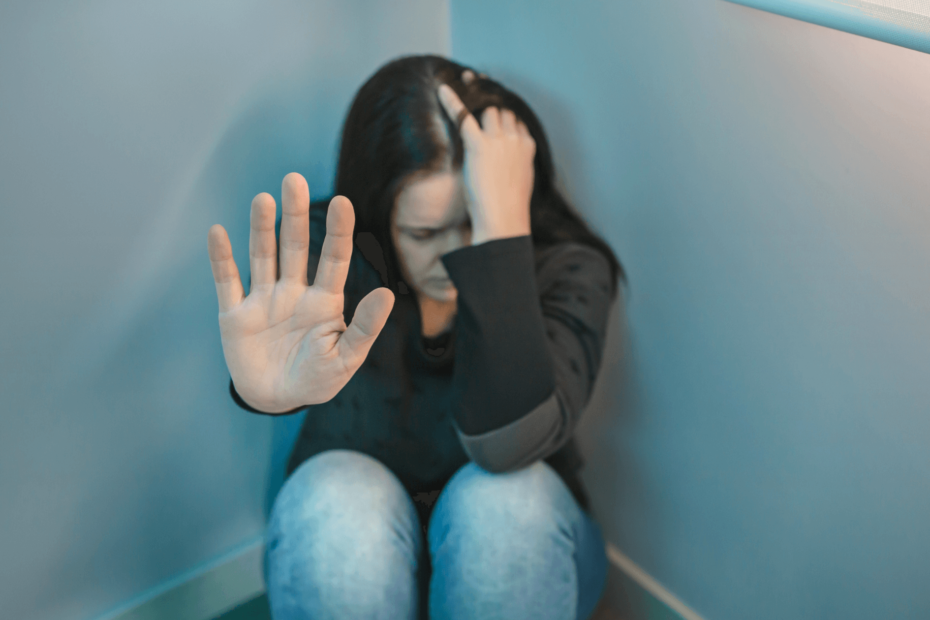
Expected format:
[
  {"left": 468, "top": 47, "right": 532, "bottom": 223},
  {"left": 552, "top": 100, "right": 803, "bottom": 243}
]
[{"left": 263, "top": 449, "right": 608, "bottom": 620}]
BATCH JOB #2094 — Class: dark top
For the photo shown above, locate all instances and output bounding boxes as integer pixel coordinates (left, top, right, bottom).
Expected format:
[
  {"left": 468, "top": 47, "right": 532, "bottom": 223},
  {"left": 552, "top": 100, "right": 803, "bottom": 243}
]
[{"left": 229, "top": 198, "right": 616, "bottom": 528}]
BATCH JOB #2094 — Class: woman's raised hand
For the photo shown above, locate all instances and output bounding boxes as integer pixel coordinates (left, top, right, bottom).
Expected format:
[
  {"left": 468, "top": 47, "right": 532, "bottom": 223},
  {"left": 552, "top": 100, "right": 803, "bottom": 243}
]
[{"left": 207, "top": 173, "right": 395, "bottom": 413}]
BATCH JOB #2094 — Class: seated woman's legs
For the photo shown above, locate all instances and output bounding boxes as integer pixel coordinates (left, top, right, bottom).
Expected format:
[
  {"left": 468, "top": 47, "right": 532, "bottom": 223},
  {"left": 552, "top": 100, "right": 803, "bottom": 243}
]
[
  {"left": 426, "top": 460, "right": 608, "bottom": 620},
  {"left": 264, "top": 449, "right": 426, "bottom": 620}
]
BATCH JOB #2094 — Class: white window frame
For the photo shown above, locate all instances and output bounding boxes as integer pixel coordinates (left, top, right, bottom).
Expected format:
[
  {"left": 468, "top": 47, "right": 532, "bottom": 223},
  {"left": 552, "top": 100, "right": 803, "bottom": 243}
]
[{"left": 723, "top": 0, "right": 930, "bottom": 55}]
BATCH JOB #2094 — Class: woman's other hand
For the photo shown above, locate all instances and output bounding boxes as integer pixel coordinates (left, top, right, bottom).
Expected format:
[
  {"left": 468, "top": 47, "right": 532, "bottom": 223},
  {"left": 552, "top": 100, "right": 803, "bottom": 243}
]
[
  {"left": 437, "top": 75, "right": 536, "bottom": 246},
  {"left": 207, "top": 173, "right": 395, "bottom": 413}
]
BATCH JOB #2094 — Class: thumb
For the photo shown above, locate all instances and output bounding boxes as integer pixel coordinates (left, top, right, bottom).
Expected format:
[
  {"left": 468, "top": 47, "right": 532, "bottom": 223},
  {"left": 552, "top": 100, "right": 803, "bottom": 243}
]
[{"left": 337, "top": 287, "right": 396, "bottom": 370}]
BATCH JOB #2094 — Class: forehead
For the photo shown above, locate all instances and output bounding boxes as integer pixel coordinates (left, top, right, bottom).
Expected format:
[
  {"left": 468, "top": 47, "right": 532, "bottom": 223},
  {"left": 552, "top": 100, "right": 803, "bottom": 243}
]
[{"left": 394, "top": 170, "right": 464, "bottom": 227}]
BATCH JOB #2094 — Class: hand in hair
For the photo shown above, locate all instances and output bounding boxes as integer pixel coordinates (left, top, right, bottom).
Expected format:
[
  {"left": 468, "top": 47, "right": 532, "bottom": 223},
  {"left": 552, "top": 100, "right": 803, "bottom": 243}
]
[
  {"left": 437, "top": 78, "right": 536, "bottom": 246},
  {"left": 207, "top": 173, "right": 395, "bottom": 413}
]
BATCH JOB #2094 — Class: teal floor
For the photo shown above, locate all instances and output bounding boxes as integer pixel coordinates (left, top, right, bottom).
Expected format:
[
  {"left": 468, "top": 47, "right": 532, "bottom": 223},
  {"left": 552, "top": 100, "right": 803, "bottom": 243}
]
[
  {"left": 214, "top": 594, "right": 271, "bottom": 620},
  {"left": 213, "top": 561, "right": 682, "bottom": 620}
]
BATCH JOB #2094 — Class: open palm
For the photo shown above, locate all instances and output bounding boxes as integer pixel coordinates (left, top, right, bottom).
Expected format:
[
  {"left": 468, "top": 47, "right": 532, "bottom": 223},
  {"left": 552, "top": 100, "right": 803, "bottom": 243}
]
[{"left": 207, "top": 172, "right": 395, "bottom": 414}]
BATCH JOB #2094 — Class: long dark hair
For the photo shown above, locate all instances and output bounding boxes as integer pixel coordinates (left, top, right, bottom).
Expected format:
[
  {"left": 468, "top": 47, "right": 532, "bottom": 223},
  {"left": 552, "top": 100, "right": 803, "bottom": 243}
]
[{"left": 333, "top": 54, "right": 627, "bottom": 302}]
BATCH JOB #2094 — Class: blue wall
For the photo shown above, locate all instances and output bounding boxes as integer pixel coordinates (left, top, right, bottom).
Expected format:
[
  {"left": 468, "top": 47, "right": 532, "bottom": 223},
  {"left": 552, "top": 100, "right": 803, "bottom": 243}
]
[
  {"left": 5, "top": 1, "right": 929, "bottom": 618},
  {"left": 450, "top": 1, "right": 930, "bottom": 618},
  {"left": 0, "top": 2, "right": 449, "bottom": 619}
]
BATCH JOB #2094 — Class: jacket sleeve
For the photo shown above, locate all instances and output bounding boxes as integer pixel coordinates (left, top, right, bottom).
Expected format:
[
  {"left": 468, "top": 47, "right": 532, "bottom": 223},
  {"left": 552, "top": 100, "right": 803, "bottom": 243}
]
[{"left": 439, "top": 235, "right": 615, "bottom": 473}]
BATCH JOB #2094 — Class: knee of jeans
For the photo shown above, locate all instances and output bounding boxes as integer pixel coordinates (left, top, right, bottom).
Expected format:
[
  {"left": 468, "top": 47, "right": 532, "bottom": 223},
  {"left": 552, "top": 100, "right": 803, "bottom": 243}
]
[
  {"left": 268, "top": 449, "right": 416, "bottom": 544},
  {"left": 431, "top": 459, "right": 572, "bottom": 538}
]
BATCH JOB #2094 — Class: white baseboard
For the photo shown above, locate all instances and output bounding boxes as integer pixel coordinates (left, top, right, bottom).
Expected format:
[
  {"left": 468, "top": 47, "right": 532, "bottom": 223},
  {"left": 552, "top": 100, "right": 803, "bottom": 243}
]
[
  {"left": 94, "top": 534, "right": 266, "bottom": 620},
  {"left": 605, "top": 542, "right": 706, "bottom": 620}
]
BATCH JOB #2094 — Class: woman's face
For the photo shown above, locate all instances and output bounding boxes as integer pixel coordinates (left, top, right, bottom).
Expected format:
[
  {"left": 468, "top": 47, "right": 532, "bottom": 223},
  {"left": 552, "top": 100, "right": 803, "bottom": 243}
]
[{"left": 391, "top": 169, "right": 472, "bottom": 302}]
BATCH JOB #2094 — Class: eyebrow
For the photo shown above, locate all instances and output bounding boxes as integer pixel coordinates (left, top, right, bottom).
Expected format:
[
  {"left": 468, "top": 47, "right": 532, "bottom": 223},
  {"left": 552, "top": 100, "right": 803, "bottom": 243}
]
[
  {"left": 397, "top": 213, "right": 470, "bottom": 231},
  {"left": 399, "top": 224, "right": 442, "bottom": 232}
]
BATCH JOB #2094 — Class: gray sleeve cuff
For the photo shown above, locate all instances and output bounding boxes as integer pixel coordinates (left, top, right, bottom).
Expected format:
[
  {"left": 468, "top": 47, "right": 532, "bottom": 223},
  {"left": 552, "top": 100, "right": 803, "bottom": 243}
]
[{"left": 452, "top": 389, "right": 572, "bottom": 473}]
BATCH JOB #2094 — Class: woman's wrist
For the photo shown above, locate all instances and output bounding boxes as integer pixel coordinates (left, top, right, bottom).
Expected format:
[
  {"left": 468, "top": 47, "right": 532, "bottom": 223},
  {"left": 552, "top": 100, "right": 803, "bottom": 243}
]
[{"left": 470, "top": 220, "right": 531, "bottom": 246}]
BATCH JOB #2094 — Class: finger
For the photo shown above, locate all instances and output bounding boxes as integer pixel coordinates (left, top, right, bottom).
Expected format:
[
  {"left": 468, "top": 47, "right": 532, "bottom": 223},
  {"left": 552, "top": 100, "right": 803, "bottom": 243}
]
[
  {"left": 249, "top": 192, "right": 278, "bottom": 291},
  {"left": 437, "top": 84, "right": 482, "bottom": 149},
  {"left": 208, "top": 224, "right": 245, "bottom": 313},
  {"left": 313, "top": 195, "right": 355, "bottom": 295},
  {"left": 462, "top": 69, "right": 475, "bottom": 84},
  {"left": 482, "top": 106, "right": 501, "bottom": 136},
  {"left": 500, "top": 108, "right": 517, "bottom": 135},
  {"left": 337, "top": 287, "right": 395, "bottom": 371},
  {"left": 519, "top": 120, "right": 537, "bottom": 151},
  {"left": 280, "top": 172, "right": 310, "bottom": 286}
]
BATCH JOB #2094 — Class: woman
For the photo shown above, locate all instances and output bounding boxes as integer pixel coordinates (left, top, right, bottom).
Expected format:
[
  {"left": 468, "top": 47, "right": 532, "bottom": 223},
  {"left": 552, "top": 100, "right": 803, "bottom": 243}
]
[{"left": 207, "top": 54, "right": 627, "bottom": 620}]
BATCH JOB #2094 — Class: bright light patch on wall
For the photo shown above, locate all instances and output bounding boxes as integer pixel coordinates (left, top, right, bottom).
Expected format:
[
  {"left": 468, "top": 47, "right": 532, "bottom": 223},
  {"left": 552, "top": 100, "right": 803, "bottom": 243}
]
[{"left": 724, "top": 0, "right": 930, "bottom": 54}]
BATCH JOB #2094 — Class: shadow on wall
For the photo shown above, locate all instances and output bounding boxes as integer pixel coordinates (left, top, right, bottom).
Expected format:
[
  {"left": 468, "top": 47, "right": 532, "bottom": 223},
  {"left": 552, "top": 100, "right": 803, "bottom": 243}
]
[
  {"left": 575, "top": 285, "right": 652, "bottom": 551},
  {"left": 16, "top": 83, "right": 330, "bottom": 614}
]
